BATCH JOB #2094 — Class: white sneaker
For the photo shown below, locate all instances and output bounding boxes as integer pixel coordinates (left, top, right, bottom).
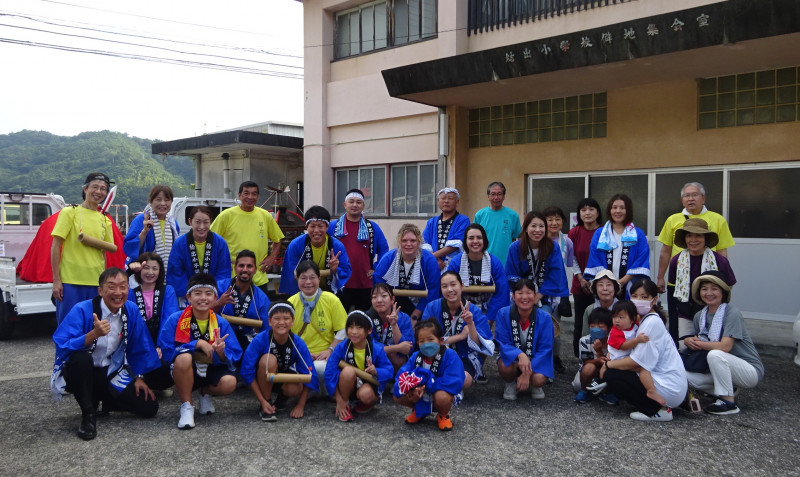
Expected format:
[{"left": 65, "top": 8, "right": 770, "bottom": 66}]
[
  {"left": 178, "top": 402, "right": 195, "bottom": 429},
  {"left": 503, "top": 382, "right": 518, "bottom": 401},
  {"left": 198, "top": 393, "right": 215, "bottom": 415},
  {"left": 531, "top": 387, "right": 545, "bottom": 400},
  {"left": 630, "top": 408, "right": 673, "bottom": 422}
]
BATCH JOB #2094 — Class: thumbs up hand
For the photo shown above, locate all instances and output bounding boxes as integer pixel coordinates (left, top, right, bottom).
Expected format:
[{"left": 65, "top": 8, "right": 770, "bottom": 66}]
[{"left": 92, "top": 313, "right": 111, "bottom": 337}]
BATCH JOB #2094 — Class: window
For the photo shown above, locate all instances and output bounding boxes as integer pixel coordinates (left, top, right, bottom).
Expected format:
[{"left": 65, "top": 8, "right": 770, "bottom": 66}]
[
  {"left": 335, "top": 166, "right": 387, "bottom": 215},
  {"left": 529, "top": 163, "right": 800, "bottom": 240},
  {"left": 529, "top": 176, "right": 585, "bottom": 231},
  {"left": 1, "top": 203, "right": 52, "bottom": 226},
  {"left": 654, "top": 171, "right": 723, "bottom": 229},
  {"left": 468, "top": 93, "right": 607, "bottom": 148},
  {"left": 589, "top": 174, "right": 648, "bottom": 229},
  {"left": 698, "top": 66, "right": 800, "bottom": 129},
  {"left": 729, "top": 167, "right": 800, "bottom": 239},
  {"left": 394, "top": 0, "right": 437, "bottom": 45},
  {"left": 334, "top": 0, "right": 436, "bottom": 60},
  {"left": 391, "top": 162, "right": 437, "bottom": 216}
]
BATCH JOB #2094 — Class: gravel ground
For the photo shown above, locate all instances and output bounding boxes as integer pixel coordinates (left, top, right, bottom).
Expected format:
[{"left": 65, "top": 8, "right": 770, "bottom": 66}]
[{"left": 1, "top": 315, "right": 799, "bottom": 476}]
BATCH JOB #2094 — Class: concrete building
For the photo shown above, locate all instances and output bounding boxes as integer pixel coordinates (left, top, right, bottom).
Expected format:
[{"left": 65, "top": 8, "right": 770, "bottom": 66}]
[
  {"left": 301, "top": 0, "right": 800, "bottom": 324},
  {"left": 152, "top": 121, "right": 304, "bottom": 211}
]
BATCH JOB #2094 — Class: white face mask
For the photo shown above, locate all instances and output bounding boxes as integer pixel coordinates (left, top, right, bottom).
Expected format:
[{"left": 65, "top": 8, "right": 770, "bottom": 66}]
[{"left": 631, "top": 299, "right": 653, "bottom": 316}]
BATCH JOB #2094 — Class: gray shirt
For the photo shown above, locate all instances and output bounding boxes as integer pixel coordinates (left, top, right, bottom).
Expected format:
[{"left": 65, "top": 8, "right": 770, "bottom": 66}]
[{"left": 693, "top": 305, "right": 764, "bottom": 382}]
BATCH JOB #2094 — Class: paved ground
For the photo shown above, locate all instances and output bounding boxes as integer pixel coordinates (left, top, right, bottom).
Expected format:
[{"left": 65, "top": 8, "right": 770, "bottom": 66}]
[{"left": 2, "top": 315, "right": 799, "bottom": 476}]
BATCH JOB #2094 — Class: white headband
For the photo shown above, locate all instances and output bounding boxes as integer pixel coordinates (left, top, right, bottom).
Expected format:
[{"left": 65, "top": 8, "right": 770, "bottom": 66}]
[
  {"left": 269, "top": 302, "right": 295, "bottom": 317},
  {"left": 438, "top": 187, "right": 460, "bottom": 199},
  {"left": 305, "top": 218, "right": 330, "bottom": 226},
  {"left": 348, "top": 310, "right": 372, "bottom": 323},
  {"left": 345, "top": 191, "right": 364, "bottom": 201},
  {"left": 187, "top": 284, "right": 217, "bottom": 295}
]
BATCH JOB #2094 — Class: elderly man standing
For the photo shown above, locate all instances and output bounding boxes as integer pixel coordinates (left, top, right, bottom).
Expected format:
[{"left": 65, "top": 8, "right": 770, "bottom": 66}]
[
  {"left": 474, "top": 181, "right": 521, "bottom": 266},
  {"left": 656, "top": 182, "right": 735, "bottom": 344},
  {"left": 210, "top": 181, "right": 285, "bottom": 295},
  {"left": 422, "top": 187, "right": 471, "bottom": 271}
]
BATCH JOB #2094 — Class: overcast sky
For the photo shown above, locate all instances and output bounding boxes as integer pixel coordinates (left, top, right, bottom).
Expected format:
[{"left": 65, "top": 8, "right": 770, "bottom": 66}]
[{"left": 0, "top": 0, "right": 304, "bottom": 141}]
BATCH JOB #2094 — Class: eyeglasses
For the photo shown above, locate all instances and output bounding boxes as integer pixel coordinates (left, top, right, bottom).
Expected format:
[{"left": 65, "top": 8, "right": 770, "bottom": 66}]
[
  {"left": 682, "top": 193, "right": 702, "bottom": 198},
  {"left": 488, "top": 193, "right": 504, "bottom": 197}
]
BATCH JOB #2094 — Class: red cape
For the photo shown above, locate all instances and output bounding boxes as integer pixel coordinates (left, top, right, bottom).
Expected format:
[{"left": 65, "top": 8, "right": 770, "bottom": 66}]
[{"left": 16, "top": 209, "right": 127, "bottom": 283}]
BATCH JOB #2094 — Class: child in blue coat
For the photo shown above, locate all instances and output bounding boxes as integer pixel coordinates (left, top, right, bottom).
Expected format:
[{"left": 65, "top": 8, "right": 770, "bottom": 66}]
[
  {"left": 324, "top": 311, "right": 394, "bottom": 422},
  {"left": 394, "top": 319, "right": 465, "bottom": 431},
  {"left": 158, "top": 273, "right": 241, "bottom": 430},
  {"left": 240, "top": 301, "right": 318, "bottom": 421}
]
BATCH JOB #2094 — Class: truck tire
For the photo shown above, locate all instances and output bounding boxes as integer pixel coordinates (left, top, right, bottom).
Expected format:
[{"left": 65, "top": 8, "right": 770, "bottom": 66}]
[{"left": 0, "top": 300, "right": 15, "bottom": 340}]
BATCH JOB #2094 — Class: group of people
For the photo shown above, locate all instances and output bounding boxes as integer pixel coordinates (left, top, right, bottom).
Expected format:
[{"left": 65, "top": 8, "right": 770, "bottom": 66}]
[{"left": 49, "top": 173, "right": 763, "bottom": 441}]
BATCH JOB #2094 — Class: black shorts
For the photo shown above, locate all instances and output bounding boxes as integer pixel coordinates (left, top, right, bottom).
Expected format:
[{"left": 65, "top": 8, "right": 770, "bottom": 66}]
[{"left": 171, "top": 361, "right": 234, "bottom": 389}]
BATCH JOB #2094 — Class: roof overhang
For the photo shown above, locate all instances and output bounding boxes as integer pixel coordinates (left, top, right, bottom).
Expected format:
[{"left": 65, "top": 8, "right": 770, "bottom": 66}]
[
  {"left": 151, "top": 130, "right": 303, "bottom": 157},
  {"left": 382, "top": 0, "right": 800, "bottom": 108}
]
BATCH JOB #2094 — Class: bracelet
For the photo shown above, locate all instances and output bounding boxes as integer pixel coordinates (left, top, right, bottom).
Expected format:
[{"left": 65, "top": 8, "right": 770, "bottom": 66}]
[{"left": 328, "top": 346, "right": 334, "bottom": 352}]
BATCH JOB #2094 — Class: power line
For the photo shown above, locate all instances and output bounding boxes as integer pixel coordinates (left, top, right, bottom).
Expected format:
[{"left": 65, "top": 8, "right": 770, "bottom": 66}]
[
  {"left": 0, "top": 37, "right": 304, "bottom": 78},
  {"left": 1, "top": 22, "right": 304, "bottom": 70},
  {"left": 37, "top": 0, "right": 288, "bottom": 37},
  {"left": 0, "top": 11, "right": 304, "bottom": 59}
]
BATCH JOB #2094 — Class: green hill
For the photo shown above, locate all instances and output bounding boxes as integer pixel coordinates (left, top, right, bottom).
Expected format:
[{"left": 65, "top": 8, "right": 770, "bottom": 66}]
[{"left": 0, "top": 130, "right": 194, "bottom": 211}]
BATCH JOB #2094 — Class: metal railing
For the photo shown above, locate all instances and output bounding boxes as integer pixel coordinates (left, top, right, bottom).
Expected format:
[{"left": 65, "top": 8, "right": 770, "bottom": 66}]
[{"left": 468, "top": 0, "right": 634, "bottom": 36}]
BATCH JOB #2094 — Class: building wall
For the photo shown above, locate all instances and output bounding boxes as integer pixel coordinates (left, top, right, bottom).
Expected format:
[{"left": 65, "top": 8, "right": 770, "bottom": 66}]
[
  {"left": 460, "top": 78, "right": 800, "bottom": 218},
  {"left": 304, "top": 0, "right": 733, "bottom": 210},
  {"left": 303, "top": 1, "right": 800, "bottom": 323}
]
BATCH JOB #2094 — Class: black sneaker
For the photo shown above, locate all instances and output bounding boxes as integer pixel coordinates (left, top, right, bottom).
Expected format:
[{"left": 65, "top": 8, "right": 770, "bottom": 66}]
[
  {"left": 259, "top": 409, "right": 278, "bottom": 422},
  {"left": 586, "top": 378, "right": 607, "bottom": 395},
  {"left": 705, "top": 399, "right": 740, "bottom": 415},
  {"left": 475, "top": 375, "right": 489, "bottom": 385}
]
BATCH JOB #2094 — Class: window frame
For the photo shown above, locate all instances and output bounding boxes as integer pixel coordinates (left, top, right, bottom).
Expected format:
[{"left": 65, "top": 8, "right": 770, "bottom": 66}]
[
  {"left": 333, "top": 0, "right": 438, "bottom": 61},
  {"left": 334, "top": 165, "right": 388, "bottom": 217},
  {"left": 526, "top": 161, "right": 800, "bottom": 241}
]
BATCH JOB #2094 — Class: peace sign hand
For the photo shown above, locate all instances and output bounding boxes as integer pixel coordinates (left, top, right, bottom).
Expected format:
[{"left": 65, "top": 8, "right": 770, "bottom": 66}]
[
  {"left": 387, "top": 303, "right": 399, "bottom": 326},
  {"left": 462, "top": 301, "right": 474, "bottom": 324},
  {"left": 365, "top": 357, "right": 377, "bottom": 377},
  {"left": 142, "top": 211, "right": 154, "bottom": 230},
  {"left": 329, "top": 251, "right": 341, "bottom": 273}
]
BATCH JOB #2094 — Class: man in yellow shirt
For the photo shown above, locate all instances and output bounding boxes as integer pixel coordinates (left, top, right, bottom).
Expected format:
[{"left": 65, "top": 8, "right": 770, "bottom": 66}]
[
  {"left": 210, "top": 181, "right": 284, "bottom": 294},
  {"left": 656, "top": 182, "right": 735, "bottom": 343}
]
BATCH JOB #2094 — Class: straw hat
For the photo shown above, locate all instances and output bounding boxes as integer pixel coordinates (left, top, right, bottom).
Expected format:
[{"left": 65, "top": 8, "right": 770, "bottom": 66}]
[
  {"left": 691, "top": 270, "right": 732, "bottom": 305},
  {"left": 675, "top": 218, "right": 719, "bottom": 249},
  {"left": 590, "top": 269, "right": 620, "bottom": 296}
]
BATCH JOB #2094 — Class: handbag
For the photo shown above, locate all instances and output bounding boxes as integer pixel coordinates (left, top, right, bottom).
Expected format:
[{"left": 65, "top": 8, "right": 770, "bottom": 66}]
[
  {"left": 557, "top": 298, "right": 572, "bottom": 317},
  {"left": 680, "top": 348, "right": 709, "bottom": 373}
]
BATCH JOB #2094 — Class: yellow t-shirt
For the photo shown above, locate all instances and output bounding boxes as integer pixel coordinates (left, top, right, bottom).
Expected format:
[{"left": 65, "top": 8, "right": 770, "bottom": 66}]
[
  {"left": 210, "top": 206, "right": 284, "bottom": 286},
  {"left": 51, "top": 206, "right": 113, "bottom": 286},
  {"left": 195, "top": 241, "right": 206, "bottom": 261},
  {"left": 353, "top": 347, "right": 366, "bottom": 370},
  {"left": 311, "top": 241, "right": 330, "bottom": 288},
  {"left": 196, "top": 319, "right": 209, "bottom": 336},
  {"left": 288, "top": 291, "right": 347, "bottom": 354},
  {"left": 158, "top": 220, "right": 166, "bottom": 247},
  {"left": 657, "top": 210, "right": 735, "bottom": 257}
]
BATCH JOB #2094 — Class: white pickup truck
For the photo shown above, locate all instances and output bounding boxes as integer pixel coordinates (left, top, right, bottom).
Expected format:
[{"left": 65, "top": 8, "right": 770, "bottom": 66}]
[
  {"left": 0, "top": 192, "right": 66, "bottom": 339},
  {"left": 0, "top": 192, "right": 130, "bottom": 339}
]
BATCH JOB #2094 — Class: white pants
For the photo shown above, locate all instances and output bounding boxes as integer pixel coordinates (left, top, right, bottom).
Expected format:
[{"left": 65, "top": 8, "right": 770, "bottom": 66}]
[{"left": 686, "top": 349, "right": 759, "bottom": 398}]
